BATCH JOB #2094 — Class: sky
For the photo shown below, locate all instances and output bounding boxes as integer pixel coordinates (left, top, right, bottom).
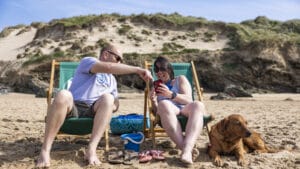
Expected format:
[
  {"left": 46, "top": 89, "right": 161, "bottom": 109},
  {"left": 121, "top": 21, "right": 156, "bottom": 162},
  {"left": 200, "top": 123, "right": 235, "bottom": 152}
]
[{"left": 0, "top": 0, "right": 299, "bottom": 31}]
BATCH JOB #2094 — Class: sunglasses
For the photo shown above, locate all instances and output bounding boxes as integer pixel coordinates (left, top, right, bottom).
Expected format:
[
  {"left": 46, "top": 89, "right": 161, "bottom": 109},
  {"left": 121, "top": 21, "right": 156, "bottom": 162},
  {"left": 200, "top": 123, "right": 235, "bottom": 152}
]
[
  {"left": 106, "top": 50, "right": 122, "bottom": 62},
  {"left": 154, "top": 66, "right": 168, "bottom": 73}
]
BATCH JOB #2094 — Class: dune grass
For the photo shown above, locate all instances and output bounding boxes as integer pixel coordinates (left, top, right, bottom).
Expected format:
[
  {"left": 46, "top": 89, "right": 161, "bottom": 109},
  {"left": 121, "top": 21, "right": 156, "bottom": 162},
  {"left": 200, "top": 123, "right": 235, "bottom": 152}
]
[
  {"left": 227, "top": 17, "right": 300, "bottom": 49},
  {"left": 7, "top": 14, "right": 299, "bottom": 68}
]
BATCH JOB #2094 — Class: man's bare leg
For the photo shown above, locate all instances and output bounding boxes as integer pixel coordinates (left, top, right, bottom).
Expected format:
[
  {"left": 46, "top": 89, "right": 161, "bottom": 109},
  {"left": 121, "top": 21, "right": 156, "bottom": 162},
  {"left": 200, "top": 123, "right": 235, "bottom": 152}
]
[
  {"left": 36, "top": 90, "right": 73, "bottom": 168},
  {"left": 85, "top": 93, "right": 114, "bottom": 165}
]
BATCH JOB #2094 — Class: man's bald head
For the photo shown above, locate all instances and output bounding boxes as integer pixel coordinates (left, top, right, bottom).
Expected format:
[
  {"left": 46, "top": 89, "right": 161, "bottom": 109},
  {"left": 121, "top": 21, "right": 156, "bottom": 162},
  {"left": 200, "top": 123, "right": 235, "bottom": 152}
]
[{"left": 100, "top": 44, "right": 123, "bottom": 62}]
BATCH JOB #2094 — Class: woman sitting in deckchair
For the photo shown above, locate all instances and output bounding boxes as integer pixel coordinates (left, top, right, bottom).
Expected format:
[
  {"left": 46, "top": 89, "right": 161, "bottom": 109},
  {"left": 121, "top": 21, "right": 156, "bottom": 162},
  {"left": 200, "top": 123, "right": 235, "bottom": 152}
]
[{"left": 150, "top": 56, "right": 209, "bottom": 165}]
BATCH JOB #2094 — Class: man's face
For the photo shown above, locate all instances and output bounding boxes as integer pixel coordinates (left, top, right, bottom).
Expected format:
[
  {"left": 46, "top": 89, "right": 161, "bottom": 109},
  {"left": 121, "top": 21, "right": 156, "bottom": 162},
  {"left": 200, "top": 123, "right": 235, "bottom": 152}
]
[{"left": 102, "top": 50, "right": 122, "bottom": 63}]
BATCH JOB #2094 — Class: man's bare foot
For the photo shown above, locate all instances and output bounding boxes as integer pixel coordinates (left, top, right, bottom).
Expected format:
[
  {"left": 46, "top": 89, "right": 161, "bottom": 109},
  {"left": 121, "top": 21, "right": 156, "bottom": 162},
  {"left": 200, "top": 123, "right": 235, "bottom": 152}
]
[
  {"left": 85, "top": 148, "right": 101, "bottom": 165},
  {"left": 36, "top": 150, "right": 50, "bottom": 168}
]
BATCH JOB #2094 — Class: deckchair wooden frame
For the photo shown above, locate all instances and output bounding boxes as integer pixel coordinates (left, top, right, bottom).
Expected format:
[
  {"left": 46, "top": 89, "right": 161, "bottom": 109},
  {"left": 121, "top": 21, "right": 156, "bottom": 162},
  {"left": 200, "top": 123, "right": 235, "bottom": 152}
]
[
  {"left": 143, "top": 60, "right": 211, "bottom": 148},
  {"left": 47, "top": 59, "right": 109, "bottom": 151}
]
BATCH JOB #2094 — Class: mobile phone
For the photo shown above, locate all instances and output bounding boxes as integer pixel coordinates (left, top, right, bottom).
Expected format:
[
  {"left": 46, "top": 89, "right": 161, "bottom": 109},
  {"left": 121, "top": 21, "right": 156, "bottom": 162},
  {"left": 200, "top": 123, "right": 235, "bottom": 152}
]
[{"left": 153, "top": 80, "right": 163, "bottom": 93}]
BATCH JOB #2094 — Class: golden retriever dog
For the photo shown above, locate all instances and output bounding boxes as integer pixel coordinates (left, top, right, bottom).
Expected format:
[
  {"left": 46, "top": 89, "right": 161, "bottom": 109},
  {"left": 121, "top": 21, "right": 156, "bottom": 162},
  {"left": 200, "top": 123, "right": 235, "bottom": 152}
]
[{"left": 208, "top": 114, "right": 277, "bottom": 166}]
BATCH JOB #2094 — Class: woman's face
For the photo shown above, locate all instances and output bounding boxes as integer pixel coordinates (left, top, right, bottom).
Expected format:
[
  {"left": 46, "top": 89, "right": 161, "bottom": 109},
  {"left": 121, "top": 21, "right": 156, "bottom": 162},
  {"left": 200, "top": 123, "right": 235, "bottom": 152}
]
[{"left": 154, "top": 62, "right": 170, "bottom": 83}]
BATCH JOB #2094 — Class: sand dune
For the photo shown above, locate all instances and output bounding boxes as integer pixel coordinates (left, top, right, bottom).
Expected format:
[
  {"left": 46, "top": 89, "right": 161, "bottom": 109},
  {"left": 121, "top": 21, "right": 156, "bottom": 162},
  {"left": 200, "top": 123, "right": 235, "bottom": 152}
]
[
  {"left": 0, "top": 21, "right": 229, "bottom": 61},
  {"left": 0, "top": 28, "right": 37, "bottom": 61}
]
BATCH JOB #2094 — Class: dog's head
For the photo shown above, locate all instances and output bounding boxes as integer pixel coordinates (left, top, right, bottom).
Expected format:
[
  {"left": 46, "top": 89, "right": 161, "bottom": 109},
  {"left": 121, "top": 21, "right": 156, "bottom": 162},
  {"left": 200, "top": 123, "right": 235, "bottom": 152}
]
[{"left": 218, "top": 114, "right": 252, "bottom": 138}]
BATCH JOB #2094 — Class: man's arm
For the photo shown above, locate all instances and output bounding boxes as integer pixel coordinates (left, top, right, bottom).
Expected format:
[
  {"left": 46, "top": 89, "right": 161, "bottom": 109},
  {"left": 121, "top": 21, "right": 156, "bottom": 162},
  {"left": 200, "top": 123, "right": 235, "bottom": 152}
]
[{"left": 90, "top": 61, "right": 152, "bottom": 81}]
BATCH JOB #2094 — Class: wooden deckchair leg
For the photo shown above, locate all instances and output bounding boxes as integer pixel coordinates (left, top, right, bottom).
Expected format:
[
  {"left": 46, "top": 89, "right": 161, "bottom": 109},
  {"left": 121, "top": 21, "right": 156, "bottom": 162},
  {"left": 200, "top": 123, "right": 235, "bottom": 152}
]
[
  {"left": 47, "top": 59, "right": 56, "bottom": 105},
  {"left": 105, "top": 128, "right": 109, "bottom": 151},
  {"left": 151, "top": 121, "right": 156, "bottom": 148}
]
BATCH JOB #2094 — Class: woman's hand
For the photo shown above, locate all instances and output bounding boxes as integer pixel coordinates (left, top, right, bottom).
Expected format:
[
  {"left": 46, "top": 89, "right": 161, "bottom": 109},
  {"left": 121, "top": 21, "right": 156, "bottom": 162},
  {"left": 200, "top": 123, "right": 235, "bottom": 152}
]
[
  {"left": 150, "top": 88, "right": 158, "bottom": 103},
  {"left": 156, "top": 83, "right": 173, "bottom": 99},
  {"left": 150, "top": 88, "right": 158, "bottom": 113}
]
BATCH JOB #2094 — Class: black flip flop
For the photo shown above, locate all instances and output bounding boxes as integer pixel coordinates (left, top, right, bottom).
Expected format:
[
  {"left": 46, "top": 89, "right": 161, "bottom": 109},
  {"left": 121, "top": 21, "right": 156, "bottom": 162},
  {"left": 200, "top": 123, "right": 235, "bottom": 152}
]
[
  {"left": 108, "top": 150, "right": 124, "bottom": 164},
  {"left": 123, "top": 150, "right": 138, "bottom": 165}
]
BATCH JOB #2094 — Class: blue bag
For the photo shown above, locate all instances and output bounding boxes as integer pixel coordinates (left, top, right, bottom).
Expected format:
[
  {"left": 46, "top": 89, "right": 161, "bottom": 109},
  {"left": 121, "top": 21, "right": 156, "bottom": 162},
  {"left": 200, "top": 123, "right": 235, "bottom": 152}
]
[
  {"left": 121, "top": 132, "right": 145, "bottom": 152},
  {"left": 110, "top": 113, "right": 149, "bottom": 134}
]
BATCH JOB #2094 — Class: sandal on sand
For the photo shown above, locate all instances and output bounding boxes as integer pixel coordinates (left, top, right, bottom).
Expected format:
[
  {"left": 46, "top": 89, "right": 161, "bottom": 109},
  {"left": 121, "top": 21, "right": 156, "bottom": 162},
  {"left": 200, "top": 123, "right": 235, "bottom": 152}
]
[
  {"left": 123, "top": 150, "right": 138, "bottom": 165},
  {"left": 192, "top": 148, "right": 200, "bottom": 161},
  {"left": 139, "top": 150, "right": 152, "bottom": 163},
  {"left": 108, "top": 150, "right": 124, "bottom": 164},
  {"left": 150, "top": 150, "right": 165, "bottom": 161}
]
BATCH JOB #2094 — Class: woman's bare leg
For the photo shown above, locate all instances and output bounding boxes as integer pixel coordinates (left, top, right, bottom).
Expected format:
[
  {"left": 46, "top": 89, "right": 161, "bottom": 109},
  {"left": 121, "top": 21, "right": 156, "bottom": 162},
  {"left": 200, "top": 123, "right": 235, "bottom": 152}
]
[
  {"left": 180, "top": 101, "right": 205, "bottom": 164},
  {"left": 157, "top": 100, "right": 184, "bottom": 149}
]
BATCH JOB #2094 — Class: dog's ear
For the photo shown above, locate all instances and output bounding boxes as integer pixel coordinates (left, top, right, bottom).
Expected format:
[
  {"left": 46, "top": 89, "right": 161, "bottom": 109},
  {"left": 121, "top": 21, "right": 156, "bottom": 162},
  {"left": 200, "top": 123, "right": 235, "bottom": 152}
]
[{"left": 219, "top": 117, "right": 229, "bottom": 133}]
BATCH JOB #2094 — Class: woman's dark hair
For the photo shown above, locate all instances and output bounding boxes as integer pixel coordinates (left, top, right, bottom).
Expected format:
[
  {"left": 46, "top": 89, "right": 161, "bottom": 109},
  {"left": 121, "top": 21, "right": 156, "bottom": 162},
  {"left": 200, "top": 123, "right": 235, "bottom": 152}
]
[{"left": 153, "top": 56, "right": 174, "bottom": 79}]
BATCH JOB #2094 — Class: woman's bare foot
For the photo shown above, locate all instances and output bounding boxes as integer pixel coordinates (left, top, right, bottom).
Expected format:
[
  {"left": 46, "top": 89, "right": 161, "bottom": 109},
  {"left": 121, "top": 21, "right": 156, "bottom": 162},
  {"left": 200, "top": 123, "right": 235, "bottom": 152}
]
[
  {"left": 36, "top": 149, "right": 50, "bottom": 168},
  {"left": 85, "top": 147, "right": 101, "bottom": 165},
  {"left": 180, "top": 151, "right": 193, "bottom": 165}
]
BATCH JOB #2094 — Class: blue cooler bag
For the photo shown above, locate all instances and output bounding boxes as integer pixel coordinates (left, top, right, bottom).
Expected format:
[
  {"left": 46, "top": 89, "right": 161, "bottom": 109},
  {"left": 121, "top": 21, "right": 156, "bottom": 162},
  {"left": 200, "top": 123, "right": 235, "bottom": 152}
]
[{"left": 110, "top": 113, "right": 149, "bottom": 134}]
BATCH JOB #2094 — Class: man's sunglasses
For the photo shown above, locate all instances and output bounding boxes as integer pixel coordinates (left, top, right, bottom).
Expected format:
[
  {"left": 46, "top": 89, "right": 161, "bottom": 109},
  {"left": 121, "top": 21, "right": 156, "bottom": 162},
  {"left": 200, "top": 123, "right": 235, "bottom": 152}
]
[
  {"left": 106, "top": 50, "right": 122, "bottom": 62},
  {"left": 154, "top": 66, "right": 168, "bottom": 73}
]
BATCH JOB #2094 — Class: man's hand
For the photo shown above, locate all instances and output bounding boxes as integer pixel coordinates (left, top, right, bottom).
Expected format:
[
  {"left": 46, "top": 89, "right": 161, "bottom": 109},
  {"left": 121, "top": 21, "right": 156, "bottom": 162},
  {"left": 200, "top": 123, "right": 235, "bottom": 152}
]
[
  {"left": 113, "top": 98, "right": 119, "bottom": 113},
  {"left": 137, "top": 68, "right": 153, "bottom": 82}
]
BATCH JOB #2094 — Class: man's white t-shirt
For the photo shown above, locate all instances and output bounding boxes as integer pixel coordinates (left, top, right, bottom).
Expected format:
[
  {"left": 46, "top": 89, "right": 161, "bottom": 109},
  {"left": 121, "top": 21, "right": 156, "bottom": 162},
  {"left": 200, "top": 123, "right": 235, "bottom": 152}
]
[{"left": 69, "top": 57, "right": 118, "bottom": 105}]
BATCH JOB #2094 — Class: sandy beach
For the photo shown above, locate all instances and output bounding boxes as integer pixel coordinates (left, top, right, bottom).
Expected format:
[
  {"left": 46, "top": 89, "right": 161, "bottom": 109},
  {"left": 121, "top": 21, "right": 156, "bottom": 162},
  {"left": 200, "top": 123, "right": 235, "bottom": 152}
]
[{"left": 0, "top": 92, "right": 299, "bottom": 169}]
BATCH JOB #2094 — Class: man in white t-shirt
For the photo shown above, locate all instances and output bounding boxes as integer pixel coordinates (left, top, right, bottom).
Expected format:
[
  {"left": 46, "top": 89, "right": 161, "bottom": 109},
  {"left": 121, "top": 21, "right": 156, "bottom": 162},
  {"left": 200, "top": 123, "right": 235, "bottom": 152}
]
[{"left": 36, "top": 44, "right": 153, "bottom": 167}]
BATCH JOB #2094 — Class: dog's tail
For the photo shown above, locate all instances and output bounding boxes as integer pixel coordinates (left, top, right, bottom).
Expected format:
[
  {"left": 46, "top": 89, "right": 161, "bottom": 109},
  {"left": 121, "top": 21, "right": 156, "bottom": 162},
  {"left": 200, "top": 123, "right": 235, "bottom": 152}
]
[
  {"left": 265, "top": 146, "right": 279, "bottom": 153},
  {"left": 266, "top": 144, "right": 298, "bottom": 153},
  {"left": 245, "top": 146, "right": 279, "bottom": 154},
  {"left": 243, "top": 136, "right": 279, "bottom": 154}
]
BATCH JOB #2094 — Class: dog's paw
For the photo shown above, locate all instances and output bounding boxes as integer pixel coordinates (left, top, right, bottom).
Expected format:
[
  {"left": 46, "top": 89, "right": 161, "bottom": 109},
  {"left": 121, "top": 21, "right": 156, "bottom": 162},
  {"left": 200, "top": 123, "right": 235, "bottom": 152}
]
[
  {"left": 252, "top": 150, "right": 260, "bottom": 155},
  {"left": 214, "top": 157, "right": 223, "bottom": 167},
  {"left": 237, "top": 159, "right": 246, "bottom": 166}
]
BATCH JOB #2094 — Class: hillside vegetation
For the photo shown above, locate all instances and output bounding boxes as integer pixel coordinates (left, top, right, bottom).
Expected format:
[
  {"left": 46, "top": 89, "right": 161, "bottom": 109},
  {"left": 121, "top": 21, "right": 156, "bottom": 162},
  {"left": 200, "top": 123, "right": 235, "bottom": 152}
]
[{"left": 0, "top": 13, "right": 299, "bottom": 95}]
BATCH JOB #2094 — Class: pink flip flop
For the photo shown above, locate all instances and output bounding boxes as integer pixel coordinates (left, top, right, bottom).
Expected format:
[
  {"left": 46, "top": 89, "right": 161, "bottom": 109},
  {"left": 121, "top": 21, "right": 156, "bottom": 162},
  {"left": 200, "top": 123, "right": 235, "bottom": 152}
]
[
  {"left": 150, "top": 150, "right": 165, "bottom": 161},
  {"left": 139, "top": 151, "right": 152, "bottom": 163}
]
